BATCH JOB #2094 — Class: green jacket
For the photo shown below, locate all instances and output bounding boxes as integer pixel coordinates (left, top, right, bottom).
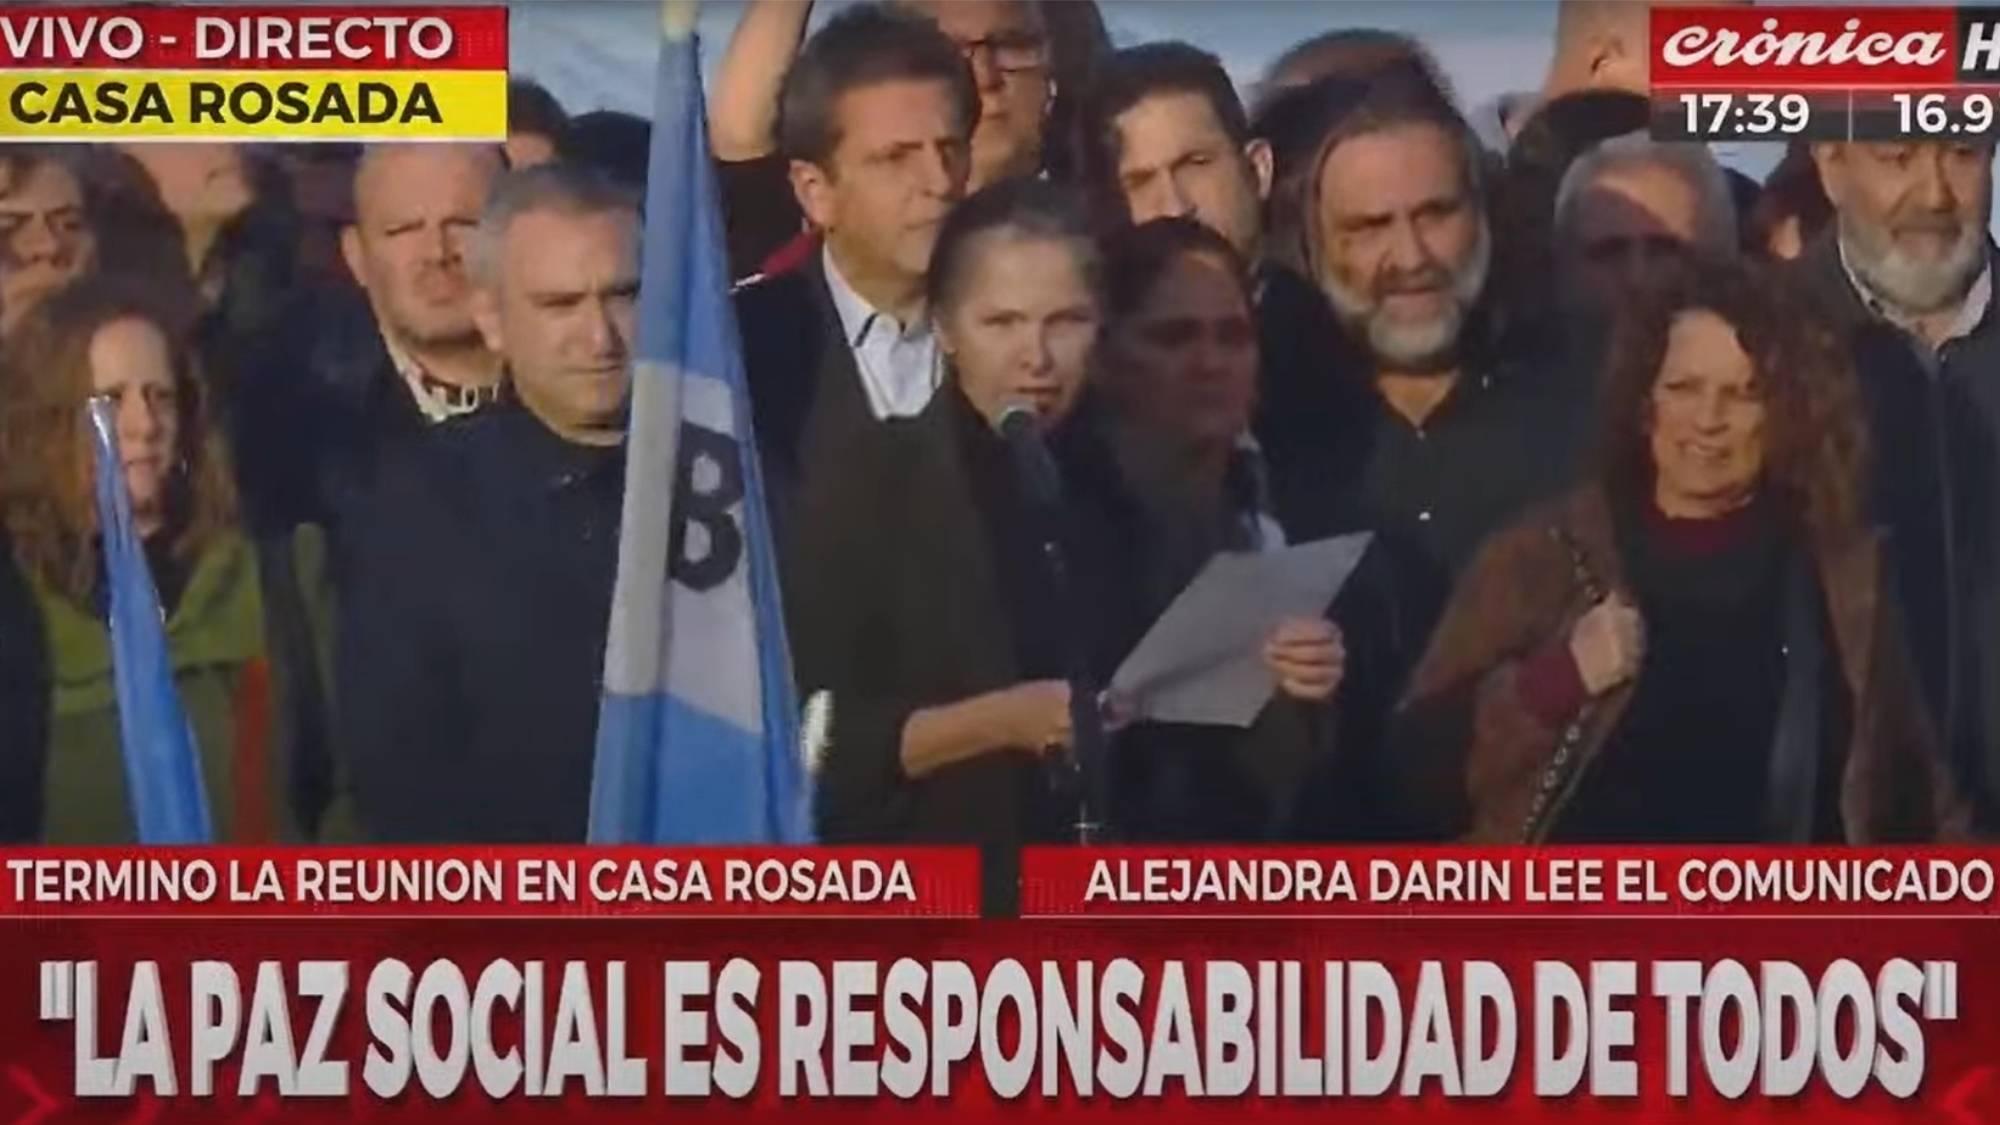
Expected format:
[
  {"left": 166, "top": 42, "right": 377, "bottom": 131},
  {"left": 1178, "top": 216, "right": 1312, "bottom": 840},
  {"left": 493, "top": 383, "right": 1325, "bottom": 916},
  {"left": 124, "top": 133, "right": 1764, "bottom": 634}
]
[{"left": 35, "top": 527, "right": 330, "bottom": 843}]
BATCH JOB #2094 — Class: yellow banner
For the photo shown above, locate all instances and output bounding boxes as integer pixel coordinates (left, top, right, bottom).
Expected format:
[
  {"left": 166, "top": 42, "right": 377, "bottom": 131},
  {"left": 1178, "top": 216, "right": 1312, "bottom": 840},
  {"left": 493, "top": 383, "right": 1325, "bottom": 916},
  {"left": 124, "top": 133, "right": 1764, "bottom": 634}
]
[{"left": 0, "top": 70, "right": 507, "bottom": 141}]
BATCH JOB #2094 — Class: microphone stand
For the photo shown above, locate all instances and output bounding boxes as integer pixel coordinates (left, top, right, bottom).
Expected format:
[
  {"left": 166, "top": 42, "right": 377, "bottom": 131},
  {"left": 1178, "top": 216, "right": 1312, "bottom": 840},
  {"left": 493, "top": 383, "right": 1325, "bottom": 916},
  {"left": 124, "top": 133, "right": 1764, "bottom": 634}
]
[
  {"left": 1035, "top": 533, "right": 1108, "bottom": 845},
  {"left": 999, "top": 408, "right": 1110, "bottom": 845}
]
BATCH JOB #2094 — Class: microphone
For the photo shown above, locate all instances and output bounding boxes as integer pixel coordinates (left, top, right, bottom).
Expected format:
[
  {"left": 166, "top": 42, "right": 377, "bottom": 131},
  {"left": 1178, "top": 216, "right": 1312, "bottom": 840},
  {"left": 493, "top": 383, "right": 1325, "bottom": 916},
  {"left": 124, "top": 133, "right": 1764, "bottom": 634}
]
[
  {"left": 995, "top": 402, "right": 1107, "bottom": 843},
  {"left": 997, "top": 404, "right": 1064, "bottom": 510}
]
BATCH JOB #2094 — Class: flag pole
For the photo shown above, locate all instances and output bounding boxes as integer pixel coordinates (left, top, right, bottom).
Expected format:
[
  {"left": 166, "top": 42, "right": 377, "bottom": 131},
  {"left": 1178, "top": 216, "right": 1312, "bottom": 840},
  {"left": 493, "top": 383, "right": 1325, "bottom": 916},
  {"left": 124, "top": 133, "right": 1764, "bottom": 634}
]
[{"left": 662, "top": 0, "right": 700, "bottom": 40}]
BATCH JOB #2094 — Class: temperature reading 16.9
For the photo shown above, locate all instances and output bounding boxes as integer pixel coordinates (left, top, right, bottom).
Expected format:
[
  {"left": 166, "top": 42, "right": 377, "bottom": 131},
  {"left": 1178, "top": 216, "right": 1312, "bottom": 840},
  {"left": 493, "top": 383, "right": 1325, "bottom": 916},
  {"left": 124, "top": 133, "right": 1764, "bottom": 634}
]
[{"left": 1892, "top": 92, "right": 1997, "bottom": 138}]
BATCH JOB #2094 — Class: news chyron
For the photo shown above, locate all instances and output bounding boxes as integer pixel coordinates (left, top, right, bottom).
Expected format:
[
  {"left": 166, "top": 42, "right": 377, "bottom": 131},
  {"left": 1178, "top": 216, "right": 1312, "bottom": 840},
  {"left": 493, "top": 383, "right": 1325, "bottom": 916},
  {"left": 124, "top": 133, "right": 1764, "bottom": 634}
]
[
  {"left": 1650, "top": 4, "right": 2000, "bottom": 142},
  {"left": 0, "top": 7, "right": 507, "bottom": 142}
]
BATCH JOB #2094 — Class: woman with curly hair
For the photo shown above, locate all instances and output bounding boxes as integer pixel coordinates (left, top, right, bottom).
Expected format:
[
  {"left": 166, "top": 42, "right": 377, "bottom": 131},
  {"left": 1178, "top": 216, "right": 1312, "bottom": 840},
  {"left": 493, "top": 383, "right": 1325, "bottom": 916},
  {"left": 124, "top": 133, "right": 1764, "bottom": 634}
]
[
  {"left": 1393, "top": 259, "right": 1966, "bottom": 844},
  {"left": 0, "top": 275, "right": 327, "bottom": 842}
]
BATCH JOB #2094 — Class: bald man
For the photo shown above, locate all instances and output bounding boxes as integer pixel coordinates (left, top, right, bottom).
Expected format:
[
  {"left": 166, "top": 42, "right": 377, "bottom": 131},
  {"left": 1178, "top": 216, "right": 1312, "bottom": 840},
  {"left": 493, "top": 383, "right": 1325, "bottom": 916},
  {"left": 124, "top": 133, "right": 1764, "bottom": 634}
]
[
  {"left": 249, "top": 143, "right": 509, "bottom": 543},
  {"left": 341, "top": 143, "right": 506, "bottom": 421}
]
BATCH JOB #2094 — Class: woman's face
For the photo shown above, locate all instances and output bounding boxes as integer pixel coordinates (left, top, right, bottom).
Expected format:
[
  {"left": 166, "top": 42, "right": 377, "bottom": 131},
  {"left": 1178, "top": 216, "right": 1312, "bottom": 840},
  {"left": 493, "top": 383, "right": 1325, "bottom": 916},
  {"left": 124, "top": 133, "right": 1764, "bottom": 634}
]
[
  {"left": 938, "top": 230, "right": 1099, "bottom": 431},
  {"left": 1648, "top": 308, "right": 1766, "bottom": 518},
  {"left": 87, "top": 317, "right": 180, "bottom": 530},
  {"left": 1104, "top": 249, "right": 1258, "bottom": 453}
]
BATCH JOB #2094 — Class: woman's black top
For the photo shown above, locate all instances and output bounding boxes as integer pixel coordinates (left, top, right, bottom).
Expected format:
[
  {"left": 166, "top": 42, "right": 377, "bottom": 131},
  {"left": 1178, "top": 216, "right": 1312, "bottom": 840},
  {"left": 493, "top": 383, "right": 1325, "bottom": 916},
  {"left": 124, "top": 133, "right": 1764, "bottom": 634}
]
[{"left": 1554, "top": 493, "right": 1849, "bottom": 842}]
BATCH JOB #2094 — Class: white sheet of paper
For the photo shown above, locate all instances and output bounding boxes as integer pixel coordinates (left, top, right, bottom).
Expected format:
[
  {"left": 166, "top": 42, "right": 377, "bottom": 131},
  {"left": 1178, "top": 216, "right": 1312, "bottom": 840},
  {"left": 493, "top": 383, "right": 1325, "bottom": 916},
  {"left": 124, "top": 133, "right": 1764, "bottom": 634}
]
[{"left": 1109, "top": 533, "right": 1373, "bottom": 729}]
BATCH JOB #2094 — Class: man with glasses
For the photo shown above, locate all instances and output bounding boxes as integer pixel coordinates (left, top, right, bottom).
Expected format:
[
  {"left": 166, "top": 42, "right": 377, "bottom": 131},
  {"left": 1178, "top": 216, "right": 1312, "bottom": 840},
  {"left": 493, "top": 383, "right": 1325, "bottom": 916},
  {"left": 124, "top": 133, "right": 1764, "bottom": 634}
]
[{"left": 911, "top": 0, "right": 1050, "bottom": 188}]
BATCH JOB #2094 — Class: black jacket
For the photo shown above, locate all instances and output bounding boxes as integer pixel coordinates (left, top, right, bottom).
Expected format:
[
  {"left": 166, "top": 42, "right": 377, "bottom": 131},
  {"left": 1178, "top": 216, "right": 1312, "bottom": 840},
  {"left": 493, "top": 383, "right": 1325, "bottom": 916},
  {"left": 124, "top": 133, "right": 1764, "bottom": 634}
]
[
  {"left": 1260, "top": 321, "right": 1588, "bottom": 839},
  {"left": 798, "top": 391, "right": 1126, "bottom": 849},
  {"left": 0, "top": 533, "right": 49, "bottom": 841},
  {"left": 1794, "top": 232, "right": 2000, "bottom": 828},
  {"left": 335, "top": 402, "right": 622, "bottom": 841},
  {"left": 1095, "top": 440, "right": 1333, "bottom": 843},
  {"left": 220, "top": 286, "right": 440, "bottom": 838},
  {"left": 733, "top": 255, "right": 880, "bottom": 529},
  {"left": 733, "top": 254, "right": 916, "bottom": 676}
]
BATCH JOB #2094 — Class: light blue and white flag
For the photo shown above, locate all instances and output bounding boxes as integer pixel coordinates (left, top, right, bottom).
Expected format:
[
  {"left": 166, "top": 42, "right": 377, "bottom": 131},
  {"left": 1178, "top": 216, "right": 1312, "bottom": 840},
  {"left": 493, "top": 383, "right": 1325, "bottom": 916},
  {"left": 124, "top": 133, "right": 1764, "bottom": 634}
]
[
  {"left": 587, "top": 0, "right": 812, "bottom": 843},
  {"left": 87, "top": 396, "right": 212, "bottom": 844}
]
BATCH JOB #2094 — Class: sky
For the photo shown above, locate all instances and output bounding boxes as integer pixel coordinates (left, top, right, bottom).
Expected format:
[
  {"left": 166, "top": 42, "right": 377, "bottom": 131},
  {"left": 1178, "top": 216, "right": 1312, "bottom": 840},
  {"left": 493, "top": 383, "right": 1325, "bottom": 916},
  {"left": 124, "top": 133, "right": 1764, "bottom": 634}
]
[{"left": 503, "top": 1, "right": 1797, "bottom": 185}]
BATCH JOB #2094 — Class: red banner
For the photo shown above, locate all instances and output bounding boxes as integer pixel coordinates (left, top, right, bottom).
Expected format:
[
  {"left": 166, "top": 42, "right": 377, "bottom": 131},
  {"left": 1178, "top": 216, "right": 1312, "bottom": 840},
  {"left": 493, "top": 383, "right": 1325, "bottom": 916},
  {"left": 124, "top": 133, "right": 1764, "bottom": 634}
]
[
  {"left": 0, "top": 848, "right": 1995, "bottom": 1122},
  {"left": 0, "top": 912, "right": 1984, "bottom": 1112},
  {"left": 1652, "top": 6, "right": 1959, "bottom": 88},
  {"left": 0, "top": 7, "right": 507, "bottom": 71},
  {"left": 1020, "top": 846, "right": 2000, "bottom": 918},
  {"left": 0, "top": 848, "right": 982, "bottom": 919}
]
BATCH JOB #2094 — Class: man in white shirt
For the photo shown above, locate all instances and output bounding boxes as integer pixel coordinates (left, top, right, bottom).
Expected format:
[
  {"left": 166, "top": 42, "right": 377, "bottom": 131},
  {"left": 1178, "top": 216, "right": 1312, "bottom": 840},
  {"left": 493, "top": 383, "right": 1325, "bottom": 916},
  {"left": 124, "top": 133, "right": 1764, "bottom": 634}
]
[
  {"left": 736, "top": 2, "right": 977, "bottom": 501},
  {"left": 342, "top": 143, "right": 507, "bottom": 424},
  {"left": 821, "top": 243, "right": 942, "bottom": 420}
]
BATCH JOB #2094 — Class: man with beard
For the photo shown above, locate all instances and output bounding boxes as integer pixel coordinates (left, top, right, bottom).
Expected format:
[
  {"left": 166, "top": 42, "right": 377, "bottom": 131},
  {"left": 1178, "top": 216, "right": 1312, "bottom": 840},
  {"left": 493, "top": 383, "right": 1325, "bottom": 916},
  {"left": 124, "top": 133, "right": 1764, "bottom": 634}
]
[
  {"left": 1799, "top": 140, "right": 2000, "bottom": 827},
  {"left": 1283, "top": 77, "right": 1589, "bottom": 838}
]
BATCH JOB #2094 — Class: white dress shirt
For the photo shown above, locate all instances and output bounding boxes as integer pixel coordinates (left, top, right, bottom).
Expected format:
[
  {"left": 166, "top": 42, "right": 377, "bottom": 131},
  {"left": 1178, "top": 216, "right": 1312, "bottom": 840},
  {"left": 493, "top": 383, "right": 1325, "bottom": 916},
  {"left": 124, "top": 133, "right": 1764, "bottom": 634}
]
[
  {"left": 822, "top": 247, "right": 942, "bottom": 420},
  {"left": 381, "top": 331, "right": 499, "bottom": 423}
]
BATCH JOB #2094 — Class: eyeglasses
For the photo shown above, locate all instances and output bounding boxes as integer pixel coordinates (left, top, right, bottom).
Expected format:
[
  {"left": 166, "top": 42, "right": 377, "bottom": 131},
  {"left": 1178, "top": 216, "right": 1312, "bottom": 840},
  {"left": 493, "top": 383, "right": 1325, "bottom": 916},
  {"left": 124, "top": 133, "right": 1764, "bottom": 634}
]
[{"left": 955, "top": 32, "right": 1047, "bottom": 76}]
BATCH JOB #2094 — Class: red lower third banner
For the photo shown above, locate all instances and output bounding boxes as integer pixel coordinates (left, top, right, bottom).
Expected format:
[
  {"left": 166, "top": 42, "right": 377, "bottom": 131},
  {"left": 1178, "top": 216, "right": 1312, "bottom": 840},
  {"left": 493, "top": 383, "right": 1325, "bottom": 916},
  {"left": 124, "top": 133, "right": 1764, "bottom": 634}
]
[{"left": 0, "top": 847, "right": 1996, "bottom": 1122}]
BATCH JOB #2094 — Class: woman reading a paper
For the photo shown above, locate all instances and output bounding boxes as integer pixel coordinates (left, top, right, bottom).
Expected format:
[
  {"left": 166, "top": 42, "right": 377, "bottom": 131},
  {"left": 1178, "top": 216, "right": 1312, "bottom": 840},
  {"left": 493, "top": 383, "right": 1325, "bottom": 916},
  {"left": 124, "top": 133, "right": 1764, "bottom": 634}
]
[
  {"left": 803, "top": 187, "right": 1342, "bottom": 865},
  {"left": 1392, "top": 262, "right": 1965, "bottom": 843},
  {"left": 1091, "top": 217, "right": 1346, "bottom": 840},
  {"left": 799, "top": 181, "right": 1126, "bottom": 857}
]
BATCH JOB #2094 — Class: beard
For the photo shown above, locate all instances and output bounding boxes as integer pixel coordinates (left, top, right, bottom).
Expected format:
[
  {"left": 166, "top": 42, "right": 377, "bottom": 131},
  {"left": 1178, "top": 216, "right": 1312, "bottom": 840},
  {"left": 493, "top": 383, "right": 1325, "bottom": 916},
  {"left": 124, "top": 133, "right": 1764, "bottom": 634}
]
[
  {"left": 1321, "top": 219, "right": 1492, "bottom": 372},
  {"left": 1840, "top": 210, "right": 1987, "bottom": 316}
]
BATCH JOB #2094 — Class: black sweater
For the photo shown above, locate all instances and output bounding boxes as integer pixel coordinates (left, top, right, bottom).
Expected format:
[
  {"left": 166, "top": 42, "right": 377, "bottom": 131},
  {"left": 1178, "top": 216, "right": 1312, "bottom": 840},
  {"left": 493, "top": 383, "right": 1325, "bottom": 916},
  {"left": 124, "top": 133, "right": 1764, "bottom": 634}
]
[{"left": 1555, "top": 497, "right": 1846, "bottom": 843}]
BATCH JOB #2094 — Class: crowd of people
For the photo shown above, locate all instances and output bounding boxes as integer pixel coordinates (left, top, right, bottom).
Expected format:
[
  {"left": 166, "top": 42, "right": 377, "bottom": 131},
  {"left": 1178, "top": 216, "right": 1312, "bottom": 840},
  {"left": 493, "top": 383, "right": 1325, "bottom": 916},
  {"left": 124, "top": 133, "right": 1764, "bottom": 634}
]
[{"left": 0, "top": 1, "right": 1989, "bottom": 862}]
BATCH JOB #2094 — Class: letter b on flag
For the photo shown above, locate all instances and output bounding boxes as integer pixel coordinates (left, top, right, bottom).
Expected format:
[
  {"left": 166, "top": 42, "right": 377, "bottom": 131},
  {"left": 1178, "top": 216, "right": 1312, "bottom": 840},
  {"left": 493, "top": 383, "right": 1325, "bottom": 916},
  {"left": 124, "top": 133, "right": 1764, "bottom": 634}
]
[{"left": 669, "top": 421, "right": 744, "bottom": 591}]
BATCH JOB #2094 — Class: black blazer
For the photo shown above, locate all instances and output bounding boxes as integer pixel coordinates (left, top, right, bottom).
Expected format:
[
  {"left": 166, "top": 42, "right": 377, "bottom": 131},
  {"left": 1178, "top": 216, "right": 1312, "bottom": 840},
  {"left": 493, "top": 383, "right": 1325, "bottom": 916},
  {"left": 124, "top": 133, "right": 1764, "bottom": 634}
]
[
  {"left": 796, "top": 391, "right": 1129, "bottom": 849},
  {"left": 334, "top": 404, "right": 623, "bottom": 841},
  {"left": 1792, "top": 233, "right": 2000, "bottom": 828},
  {"left": 734, "top": 254, "right": 877, "bottom": 533}
]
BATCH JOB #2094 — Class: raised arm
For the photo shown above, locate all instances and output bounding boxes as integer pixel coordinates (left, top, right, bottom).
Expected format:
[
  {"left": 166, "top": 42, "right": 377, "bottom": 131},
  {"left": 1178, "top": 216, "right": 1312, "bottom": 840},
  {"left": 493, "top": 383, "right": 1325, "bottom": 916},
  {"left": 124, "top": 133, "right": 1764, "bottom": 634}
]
[{"left": 708, "top": 0, "right": 814, "bottom": 162}]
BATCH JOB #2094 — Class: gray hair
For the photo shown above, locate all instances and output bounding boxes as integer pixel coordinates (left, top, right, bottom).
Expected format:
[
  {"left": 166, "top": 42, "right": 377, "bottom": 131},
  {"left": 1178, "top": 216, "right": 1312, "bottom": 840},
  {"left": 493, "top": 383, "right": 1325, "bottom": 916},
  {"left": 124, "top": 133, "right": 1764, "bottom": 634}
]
[
  {"left": 1554, "top": 132, "right": 1737, "bottom": 256},
  {"left": 469, "top": 161, "right": 639, "bottom": 286}
]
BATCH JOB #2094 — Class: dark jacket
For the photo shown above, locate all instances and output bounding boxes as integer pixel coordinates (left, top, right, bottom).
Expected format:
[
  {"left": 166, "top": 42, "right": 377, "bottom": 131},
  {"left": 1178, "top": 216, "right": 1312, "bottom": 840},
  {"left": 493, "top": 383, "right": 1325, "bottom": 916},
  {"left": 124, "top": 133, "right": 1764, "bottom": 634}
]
[
  {"left": 1393, "top": 485, "right": 1967, "bottom": 843},
  {"left": 0, "top": 534, "right": 49, "bottom": 841},
  {"left": 1266, "top": 344, "right": 1589, "bottom": 839},
  {"left": 733, "top": 253, "right": 880, "bottom": 537},
  {"left": 1793, "top": 233, "right": 2000, "bottom": 829},
  {"left": 1094, "top": 440, "right": 1332, "bottom": 842},
  {"left": 335, "top": 402, "right": 622, "bottom": 841},
  {"left": 1252, "top": 264, "right": 1363, "bottom": 481},
  {"left": 798, "top": 390, "right": 1129, "bottom": 849}
]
